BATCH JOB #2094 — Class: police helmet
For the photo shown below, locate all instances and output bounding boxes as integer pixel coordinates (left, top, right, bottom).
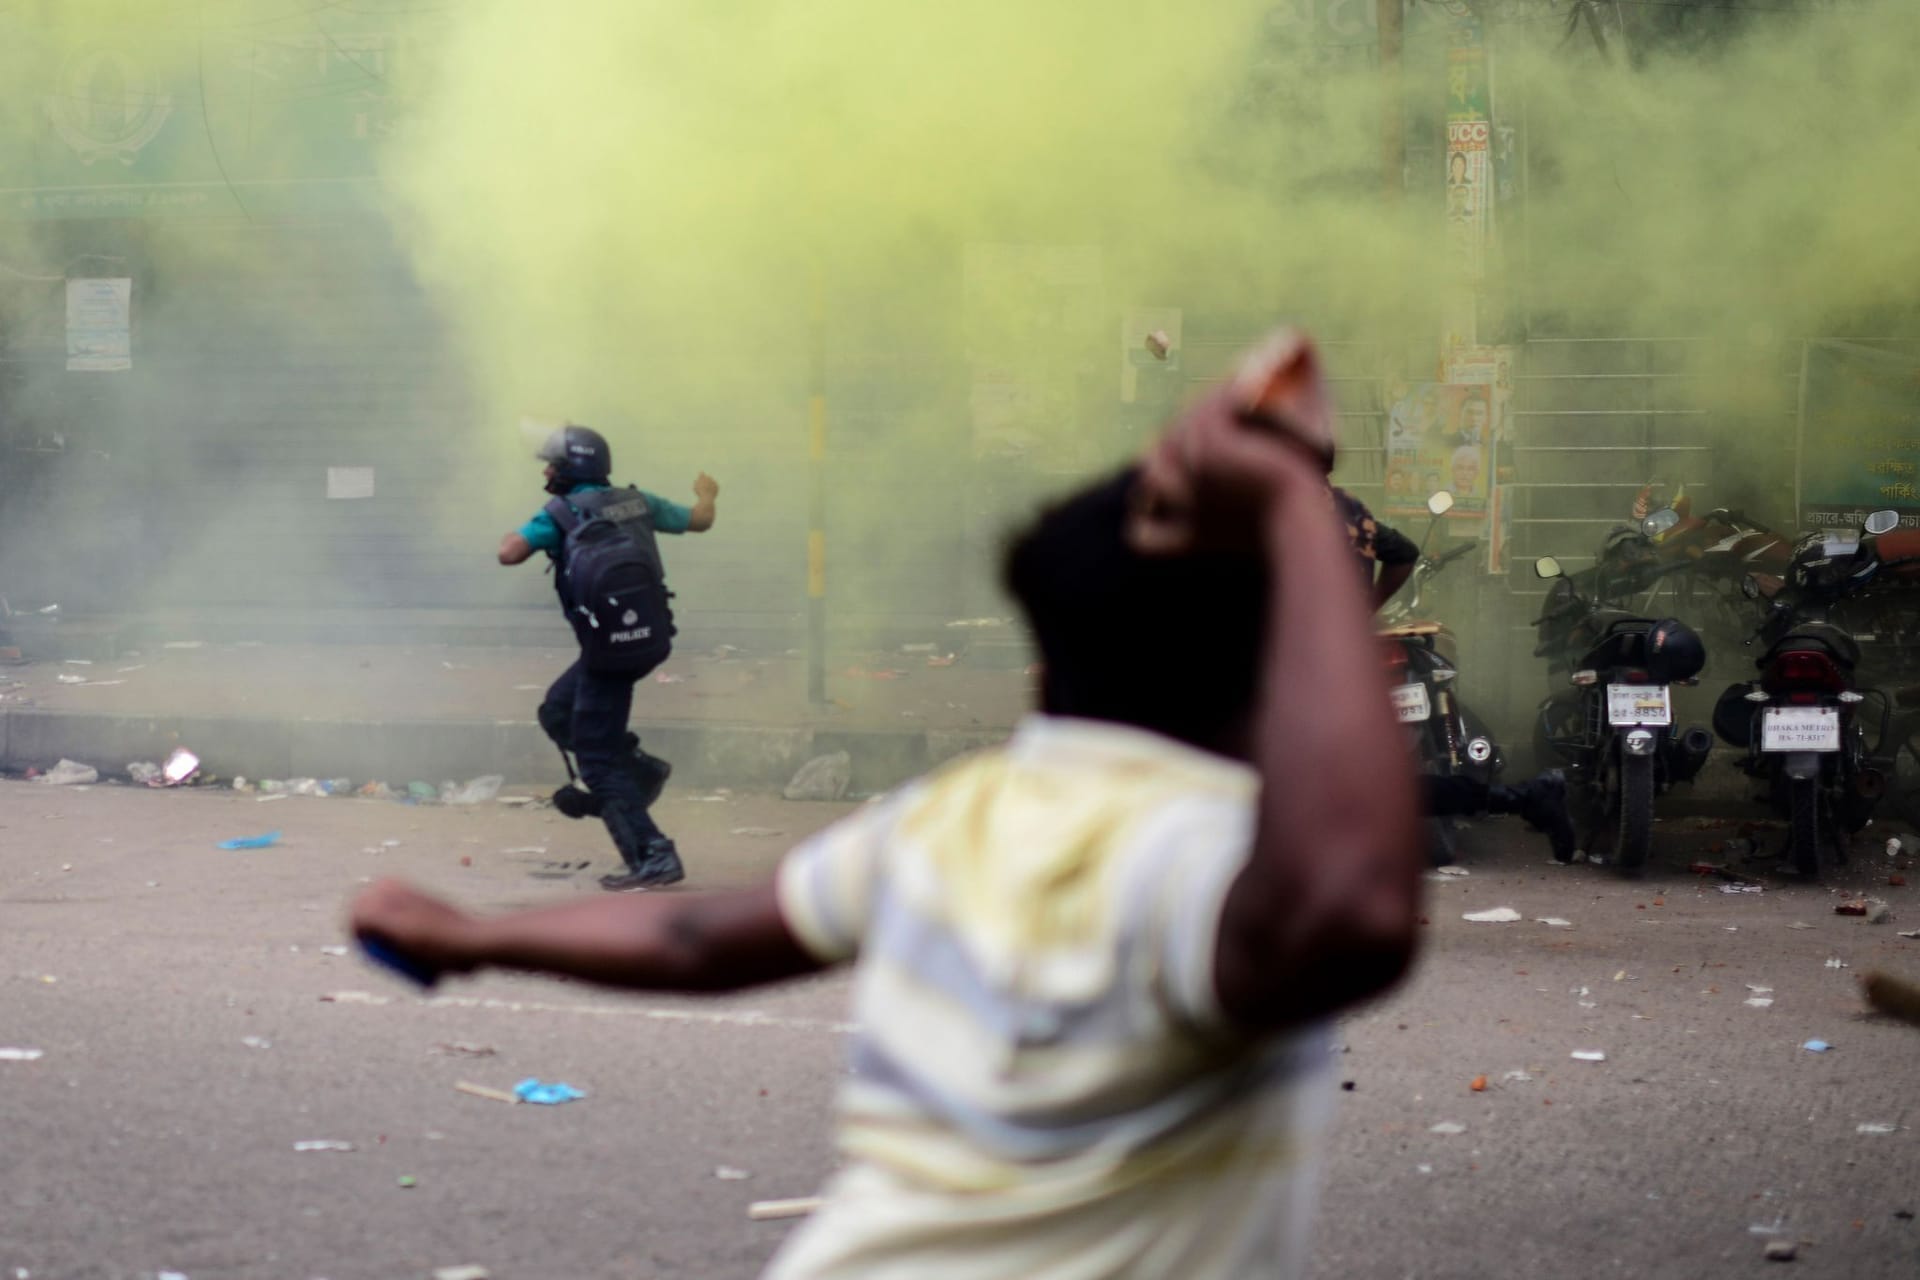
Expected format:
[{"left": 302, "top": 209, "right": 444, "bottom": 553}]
[{"left": 537, "top": 424, "right": 612, "bottom": 487}]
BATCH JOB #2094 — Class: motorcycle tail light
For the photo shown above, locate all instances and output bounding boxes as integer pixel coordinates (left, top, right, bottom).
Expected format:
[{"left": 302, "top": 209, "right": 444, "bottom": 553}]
[
  {"left": 1839, "top": 691, "right": 1865, "bottom": 704},
  {"left": 1623, "top": 669, "right": 1650, "bottom": 683},
  {"left": 1384, "top": 646, "right": 1408, "bottom": 668},
  {"left": 1763, "top": 650, "right": 1846, "bottom": 696}
]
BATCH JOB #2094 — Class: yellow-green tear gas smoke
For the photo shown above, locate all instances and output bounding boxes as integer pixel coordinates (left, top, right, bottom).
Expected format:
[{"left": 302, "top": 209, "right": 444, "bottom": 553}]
[
  {"left": 8, "top": 1, "right": 1920, "bottom": 633},
  {"left": 388, "top": 1, "right": 1920, "bottom": 453}
]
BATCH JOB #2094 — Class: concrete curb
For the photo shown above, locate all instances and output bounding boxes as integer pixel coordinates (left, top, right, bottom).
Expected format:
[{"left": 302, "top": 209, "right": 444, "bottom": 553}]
[{"left": 0, "top": 709, "right": 1008, "bottom": 795}]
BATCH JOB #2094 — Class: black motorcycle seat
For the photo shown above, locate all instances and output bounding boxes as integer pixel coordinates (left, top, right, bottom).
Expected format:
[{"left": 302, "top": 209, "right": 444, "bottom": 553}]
[{"left": 1765, "top": 622, "right": 1861, "bottom": 670}]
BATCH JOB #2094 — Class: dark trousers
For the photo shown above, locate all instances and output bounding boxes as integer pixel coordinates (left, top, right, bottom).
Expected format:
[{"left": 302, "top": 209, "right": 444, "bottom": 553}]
[
  {"left": 1424, "top": 774, "right": 1490, "bottom": 817},
  {"left": 538, "top": 657, "right": 665, "bottom": 866}
]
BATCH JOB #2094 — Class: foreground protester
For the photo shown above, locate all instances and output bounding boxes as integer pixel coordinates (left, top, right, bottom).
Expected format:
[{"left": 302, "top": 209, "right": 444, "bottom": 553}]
[{"left": 352, "top": 331, "right": 1423, "bottom": 1279}]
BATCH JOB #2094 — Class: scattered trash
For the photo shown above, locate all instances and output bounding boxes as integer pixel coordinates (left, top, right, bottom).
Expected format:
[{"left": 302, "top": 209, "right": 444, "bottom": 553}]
[
  {"left": 432, "top": 1268, "right": 492, "bottom": 1280},
  {"left": 241, "top": 1036, "right": 272, "bottom": 1050},
  {"left": 1570, "top": 1050, "right": 1607, "bottom": 1062},
  {"left": 432, "top": 1042, "right": 497, "bottom": 1058},
  {"left": 1867, "top": 900, "right": 1895, "bottom": 925},
  {"left": 1689, "top": 862, "right": 1761, "bottom": 885},
  {"left": 1762, "top": 1239, "right": 1798, "bottom": 1262},
  {"left": 1802, "top": 1040, "right": 1832, "bottom": 1053},
  {"left": 1856, "top": 1122, "right": 1899, "bottom": 1135},
  {"left": 34, "top": 759, "right": 98, "bottom": 786},
  {"left": 256, "top": 793, "right": 288, "bottom": 804},
  {"left": 397, "top": 1175, "right": 418, "bottom": 1189},
  {"left": 748, "top": 1197, "right": 825, "bottom": 1221},
  {"left": 715, "top": 1166, "right": 751, "bottom": 1181},
  {"left": 783, "top": 751, "right": 852, "bottom": 802},
  {"left": 1744, "top": 997, "right": 1774, "bottom": 1009},
  {"left": 655, "top": 672, "right": 688, "bottom": 684},
  {"left": 357, "top": 781, "right": 397, "bottom": 801},
  {"left": 55, "top": 674, "right": 86, "bottom": 685},
  {"left": 1433, "top": 866, "right": 1470, "bottom": 878},
  {"left": 293, "top": 1140, "right": 355, "bottom": 1153},
  {"left": 319, "top": 945, "right": 349, "bottom": 958},
  {"left": 162, "top": 640, "right": 204, "bottom": 649},
  {"left": 1502, "top": 1070, "right": 1534, "bottom": 1083},
  {"left": 1719, "top": 883, "right": 1765, "bottom": 895},
  {"left": 1429, "top": 1121, "right": 1467, "bottom": 1135},
  {"left": 497, "top": 795, "right": 534, "bottom": 807},
  {"left": 1837, "top": 900, "right": 1870, "bottom": 917},
  {"left": 926, "top": 653, "right": 958, "bottom": 667},
  {"left": 1462, "top": 907, "right": 1523, "bottom": 923},
  {"left": 0, "top": 1048, "right": 45, "bottom": 1062},
  {"left": 406, "top": 781, "right": 438, "bottom": 803},
  {"left": 444, "top": 775, "right": 505, "bottom": 806},
  {"left": 160, "top": 748, "right": 200, "bottom": 786},
  {"left": 454, "top": 1081, "right": 520, "bottom": 1105},
  {"left": 218, "top": 831, "right": 282, "bottom": 851},
  {"left": 730, "top": 827, "right": 785, "bottom": 838},
  {"left": 1826, "top": 957, "right": 1850, "bottom": 970},
  {"left": 1900, "top": 929, "right": 1920, "bottom": 940},
  {"left": 1789, "top": 922, "right": 1814, "bottom": 930},
  {"left": 1536, "top": 917, "right": 1574, "bottom": 928},
  {"left": 128, "top": 761, "right": 163, "bottom": 785},
  {"left": 1469, "top": 1075, "right": 1488, "bottom": 1092},
  {"left": 513, "top": 1078, "right": 586, "bottom": 1105}
]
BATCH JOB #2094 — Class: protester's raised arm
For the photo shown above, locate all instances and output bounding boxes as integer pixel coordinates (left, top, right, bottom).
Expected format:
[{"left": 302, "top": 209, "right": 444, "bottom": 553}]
[{"left": 1131, "top": 335, "right": 1423, "bottom": 1032}]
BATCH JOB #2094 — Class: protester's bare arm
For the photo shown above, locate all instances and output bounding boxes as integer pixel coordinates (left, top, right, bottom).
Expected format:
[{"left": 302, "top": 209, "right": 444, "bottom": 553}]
[
  {"left": 687, "top": 473, "right": 719, "bottom": 532},
  {"left": 1132, "top": 336, "right": 1423, "bottom": 1032},
  {"left": 349, "top": 878, "right": 824, "bottom": 992},
  {"left": 498, "top": 532, "right": 535, "bottom": 565}
]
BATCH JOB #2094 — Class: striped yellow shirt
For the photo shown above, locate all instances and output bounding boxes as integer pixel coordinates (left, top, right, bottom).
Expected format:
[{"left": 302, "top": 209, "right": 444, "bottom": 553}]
[{"left": 770, "top": 716, "right": 1335, "bottom": 1280}]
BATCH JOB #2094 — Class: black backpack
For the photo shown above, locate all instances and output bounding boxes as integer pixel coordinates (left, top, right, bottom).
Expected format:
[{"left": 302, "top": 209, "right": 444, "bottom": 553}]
[{"left": 545, "top": 488, "right": 676, "bottom": 673}]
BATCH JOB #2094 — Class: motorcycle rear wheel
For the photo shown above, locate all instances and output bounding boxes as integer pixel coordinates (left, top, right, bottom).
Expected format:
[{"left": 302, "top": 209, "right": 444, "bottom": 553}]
[
  {"left": 1616, "top": 753, "right": 1654, "bottom": 874},
  {"left": 1788, "top": 774, "right": 1821, "bottom": 879}
]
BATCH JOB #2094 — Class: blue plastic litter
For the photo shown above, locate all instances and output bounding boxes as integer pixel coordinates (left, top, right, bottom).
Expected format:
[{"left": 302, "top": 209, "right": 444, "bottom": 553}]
[
  {"left": 217, "top": 830, "right": 282, "bottom": 851},
  {"left": 514, "top": 1078, "right": 586, "bottom": 1105},
  {"left": 1802, "top": 1039, "right": 1832, "bottom": 1053}
]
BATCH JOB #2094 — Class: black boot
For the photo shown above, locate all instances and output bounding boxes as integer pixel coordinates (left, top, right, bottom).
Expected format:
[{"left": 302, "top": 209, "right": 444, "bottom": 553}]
[
  {"left": 623, "top": 734, "right": 672, "bottom": 810},
  {"left": 1490, "top": 771, "right": 1577, "bottom": 864},
  {"left": 599, "top": 837, "right": 685, "bottom": 891}
]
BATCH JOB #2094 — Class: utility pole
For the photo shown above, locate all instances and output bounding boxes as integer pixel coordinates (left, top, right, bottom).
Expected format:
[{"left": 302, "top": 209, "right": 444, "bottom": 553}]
[
  {"left": 1379, "top": 0, "right": 1405, "bottom": 205},
  {"left": 806, "top": 274, "right": 828, "bottom": 706}
]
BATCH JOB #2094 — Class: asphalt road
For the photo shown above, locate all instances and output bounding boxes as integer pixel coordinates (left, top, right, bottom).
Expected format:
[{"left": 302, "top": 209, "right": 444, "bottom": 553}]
[{"left": 3, "top": 781, "right": 1918, "bottom": 1279}]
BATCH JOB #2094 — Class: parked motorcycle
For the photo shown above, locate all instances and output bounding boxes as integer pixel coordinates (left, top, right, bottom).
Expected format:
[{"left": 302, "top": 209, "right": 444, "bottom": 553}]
[
  {"left": 1617, "top": 486, "right": 1797, "bottom": 656},
  {"left": 1380, "top": 491, "right": 1502, "bottom": 864},
  {"left": 1711, "top": 512, "right": 1902, "bottom": 876},
  {"left": 1532, "top": 548, "right": 1714, "bottom": 874}
]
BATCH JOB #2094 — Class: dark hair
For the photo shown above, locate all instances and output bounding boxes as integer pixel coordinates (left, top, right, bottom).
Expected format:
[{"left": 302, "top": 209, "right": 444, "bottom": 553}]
[{"left": 1002, "top": 467, "right": 1268, "bottom": 749}]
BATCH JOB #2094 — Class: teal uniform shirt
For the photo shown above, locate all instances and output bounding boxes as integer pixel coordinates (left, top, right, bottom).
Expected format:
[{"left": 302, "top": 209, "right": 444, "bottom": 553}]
[{"left": 520, "top": 483, "right": 693, "bottom": 552}]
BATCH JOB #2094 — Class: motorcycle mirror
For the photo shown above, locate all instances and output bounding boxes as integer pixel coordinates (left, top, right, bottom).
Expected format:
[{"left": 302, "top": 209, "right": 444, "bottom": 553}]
[
  {"left": 1640, "top": 509, "right": 1681, "bottom": 538},
  {"left": 1427, "top": 490, "right": 1455, "bottom": 517},
  {"left": 1534, "top": 556, "right": 1563, "bottom": 580},
  {"left": 1741, "top": 575, "right": 1760, "bottom": 601},
  {"left": 1864, "top": 509, "right": 1901, "bottom": 536}
]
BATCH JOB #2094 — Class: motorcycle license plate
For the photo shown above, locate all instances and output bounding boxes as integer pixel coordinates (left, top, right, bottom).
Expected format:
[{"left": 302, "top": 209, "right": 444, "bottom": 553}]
[
  {"left": 1390, "top": 682, "right": 1431, "bottom": 723},
  {"left": 1606, "top": 683, "right": 1672, "bottom": 727},
  {"left": 1761, "top": 705, "right": 1841, "bottom": 753}
]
